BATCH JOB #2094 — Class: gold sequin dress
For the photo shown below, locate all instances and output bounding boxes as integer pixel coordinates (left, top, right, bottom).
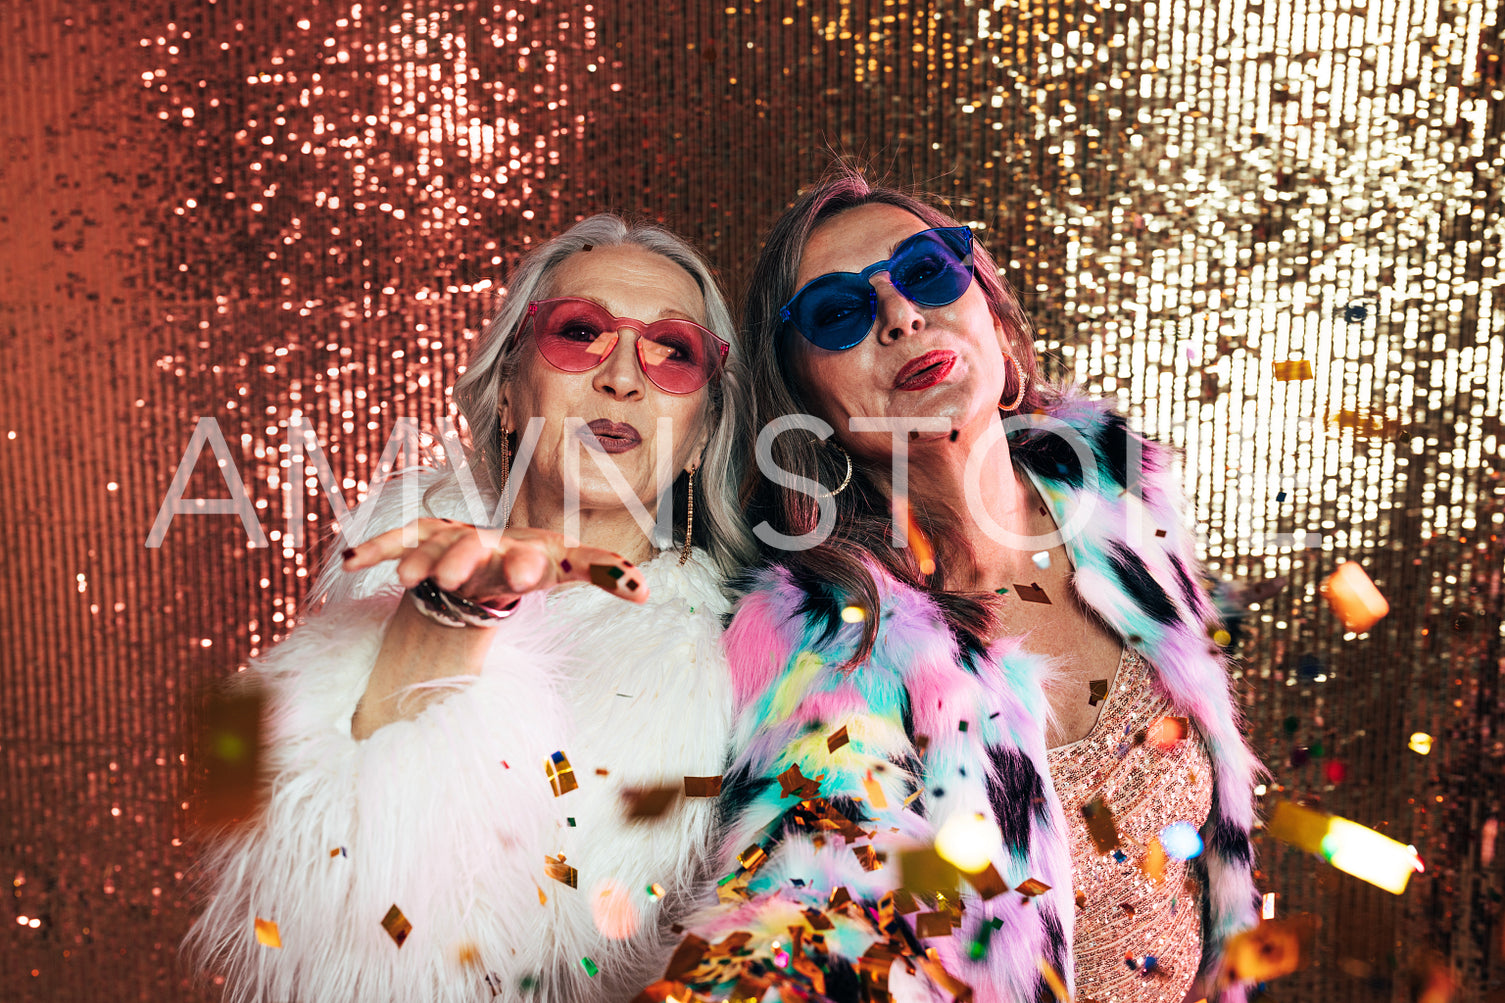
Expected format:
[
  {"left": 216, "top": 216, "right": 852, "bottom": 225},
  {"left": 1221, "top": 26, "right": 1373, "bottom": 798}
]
[{"left": 1046, "top": 648, "right": 1214, "bottom": 1003}]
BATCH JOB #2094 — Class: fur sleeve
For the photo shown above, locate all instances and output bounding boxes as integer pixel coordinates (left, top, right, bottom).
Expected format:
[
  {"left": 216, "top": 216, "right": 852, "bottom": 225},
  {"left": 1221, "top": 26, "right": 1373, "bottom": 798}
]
[
  {"left": 656, "top": 565, "right": 1074, "bottom": 1003},
  {"left": 182, "top": 590, "right": 575, "bottom": 1003}
]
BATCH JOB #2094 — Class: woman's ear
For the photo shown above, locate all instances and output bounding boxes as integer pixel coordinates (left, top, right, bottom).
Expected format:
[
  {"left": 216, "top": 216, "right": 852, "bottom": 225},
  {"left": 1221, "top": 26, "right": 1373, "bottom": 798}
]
[{"left": 496, "top": 396, "right": 512, "bottom": 433}]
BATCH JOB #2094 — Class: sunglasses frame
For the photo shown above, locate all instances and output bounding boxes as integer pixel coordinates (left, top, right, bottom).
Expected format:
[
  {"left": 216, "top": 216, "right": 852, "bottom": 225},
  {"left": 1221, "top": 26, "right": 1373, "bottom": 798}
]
[
  {"left": 524, "top": 297, "right": 729, "bottom": 395},
  {"left": 780, "top": 225, "right": 976, "bottom": 351}
]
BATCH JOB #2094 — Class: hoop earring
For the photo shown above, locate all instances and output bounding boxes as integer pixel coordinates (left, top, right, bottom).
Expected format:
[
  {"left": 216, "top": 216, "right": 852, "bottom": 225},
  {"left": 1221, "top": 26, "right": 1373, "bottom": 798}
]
[
  {"left": 998, "top": 351, "right": 1028, "bottom": 413},
  {"left": 678, "top": 467, "right": 696, "bottom": 567},
  {"left": 817, "top": 442, "right": 854, "bottom": 500}
]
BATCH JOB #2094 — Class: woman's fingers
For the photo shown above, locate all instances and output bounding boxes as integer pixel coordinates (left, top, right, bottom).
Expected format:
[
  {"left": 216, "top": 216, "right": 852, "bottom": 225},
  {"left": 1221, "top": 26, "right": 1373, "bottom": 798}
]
[
  {"left": 341, "top": 520, "right": 649, "bottom": 603},
  {"left": 553, "top": 545, "right": 649, "bottom": 603},
  {"left": 342, "top": 518, "right": 458, "bottom": 569}
]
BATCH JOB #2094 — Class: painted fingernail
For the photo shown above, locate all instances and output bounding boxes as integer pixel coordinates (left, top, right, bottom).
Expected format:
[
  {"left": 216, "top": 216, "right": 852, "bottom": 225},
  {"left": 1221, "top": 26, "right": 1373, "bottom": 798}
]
[
  {"left": 342, "top": 548, "right": 356, "bottom": 561},
  {"left": 560, "top": 558, "right": 573, "bottom": 573},
  {"left": 949, "top": 429, "right": 960, "bottom": 442},
  {"left": 589, "top": 564, "right": 624, "bottom": 590},
  {"left": 909, "top": 430, "right": 920, "bottom": 441}
]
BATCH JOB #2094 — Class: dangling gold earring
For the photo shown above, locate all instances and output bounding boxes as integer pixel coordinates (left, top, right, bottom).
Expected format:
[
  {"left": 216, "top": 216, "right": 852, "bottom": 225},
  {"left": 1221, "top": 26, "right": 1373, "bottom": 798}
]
[
  {"left": 500, "top": 425, "right": 512, "bottom": 484},
  {"left": 998, "top": 351, "right": 1028, "bottom": 412},
  {"left": 678, "top": 467, "right": 696, "bottom": 567}
]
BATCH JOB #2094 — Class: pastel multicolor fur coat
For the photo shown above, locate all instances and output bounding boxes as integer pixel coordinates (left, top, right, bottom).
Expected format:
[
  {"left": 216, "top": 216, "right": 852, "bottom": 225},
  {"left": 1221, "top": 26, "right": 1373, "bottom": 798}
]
[
  {"left": 670, "top": 393, "right": 1263, "bottom": 1002},
  {"left": 183, "top": 470, "right": 736, "bottom": 1003}
]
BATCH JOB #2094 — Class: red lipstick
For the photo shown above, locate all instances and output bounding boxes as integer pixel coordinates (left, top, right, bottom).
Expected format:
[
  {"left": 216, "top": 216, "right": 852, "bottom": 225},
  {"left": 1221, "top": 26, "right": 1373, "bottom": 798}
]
[{"left": 892, "top": 350, "right": 957, "bottom": 391}]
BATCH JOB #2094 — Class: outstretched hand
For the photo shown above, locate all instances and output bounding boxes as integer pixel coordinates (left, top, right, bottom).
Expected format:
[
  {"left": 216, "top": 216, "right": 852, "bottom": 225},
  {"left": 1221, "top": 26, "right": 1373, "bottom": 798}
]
[{"left": 341, "top": 519, "right": 649, "bottom": 605}]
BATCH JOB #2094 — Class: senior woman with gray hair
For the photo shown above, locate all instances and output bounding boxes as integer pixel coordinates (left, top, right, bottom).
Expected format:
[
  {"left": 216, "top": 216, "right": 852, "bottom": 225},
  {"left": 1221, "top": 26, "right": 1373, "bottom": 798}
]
[{"left": 185, "top": 214, "right": 754, "bottom": 1003}]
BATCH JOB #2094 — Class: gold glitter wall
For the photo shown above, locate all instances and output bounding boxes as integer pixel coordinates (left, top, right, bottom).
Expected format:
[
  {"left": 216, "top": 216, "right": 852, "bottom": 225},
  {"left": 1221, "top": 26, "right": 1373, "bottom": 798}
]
[{"left": 2, "top": 0, "right": 1501, "bottom": 1000}]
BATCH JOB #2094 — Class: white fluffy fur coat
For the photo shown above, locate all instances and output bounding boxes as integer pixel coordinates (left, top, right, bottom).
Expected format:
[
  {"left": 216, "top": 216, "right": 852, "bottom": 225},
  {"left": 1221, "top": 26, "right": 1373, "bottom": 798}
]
[{"left": 183, "top": 472, "right": 733, "bottom": 1003}]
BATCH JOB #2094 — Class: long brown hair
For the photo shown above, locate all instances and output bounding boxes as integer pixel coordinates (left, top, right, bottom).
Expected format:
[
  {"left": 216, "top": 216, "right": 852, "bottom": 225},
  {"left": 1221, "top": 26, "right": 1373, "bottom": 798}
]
[{"left": 739, "top": 164, "right": 1047, "bottom": 664}]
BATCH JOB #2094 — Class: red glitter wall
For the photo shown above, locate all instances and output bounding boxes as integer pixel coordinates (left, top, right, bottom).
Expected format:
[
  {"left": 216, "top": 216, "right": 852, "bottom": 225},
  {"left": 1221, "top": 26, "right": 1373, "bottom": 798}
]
[{"left": 2, "top": 0, "right": 1502, "bottom": 1000}]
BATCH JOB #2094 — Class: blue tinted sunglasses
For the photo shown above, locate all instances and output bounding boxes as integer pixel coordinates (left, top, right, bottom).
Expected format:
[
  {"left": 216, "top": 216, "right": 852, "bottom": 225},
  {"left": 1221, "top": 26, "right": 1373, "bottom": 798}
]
[{"left": 781, "top": 226, "right": 975, "bottom": 351}]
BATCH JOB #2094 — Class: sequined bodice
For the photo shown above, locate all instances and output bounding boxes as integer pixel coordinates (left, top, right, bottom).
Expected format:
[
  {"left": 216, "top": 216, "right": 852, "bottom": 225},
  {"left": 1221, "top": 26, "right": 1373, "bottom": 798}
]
[{"left": 1045, "top": 648, "right": 1214, "bottom": 1003}]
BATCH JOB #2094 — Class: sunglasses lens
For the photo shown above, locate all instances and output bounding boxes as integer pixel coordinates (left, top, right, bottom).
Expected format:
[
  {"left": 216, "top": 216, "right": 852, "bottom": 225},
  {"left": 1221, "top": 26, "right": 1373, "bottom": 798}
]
[
  {"left": 638, "top": 322, "right": 719, "bottom": 394},
  {"left": 532, "top": 300, "right": 617, "bottom": 372},
  {"left": 788, "top": 277, "right": 875, "bottom": 351},
  {"left": 891, "top": 228, "right": 973, "bottom": 307},
  {"left": 531, "top": 299, "right": 723, "bottom": 394}
]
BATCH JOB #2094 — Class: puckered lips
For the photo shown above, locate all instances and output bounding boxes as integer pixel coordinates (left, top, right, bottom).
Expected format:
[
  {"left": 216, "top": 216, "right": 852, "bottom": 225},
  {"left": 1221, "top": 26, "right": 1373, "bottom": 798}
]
[
  {"left": 580, "top": 419, "right": 642, "bottom": 454},
  {"left": 892, "top": 350, "right": 957, "bottom": 391}
]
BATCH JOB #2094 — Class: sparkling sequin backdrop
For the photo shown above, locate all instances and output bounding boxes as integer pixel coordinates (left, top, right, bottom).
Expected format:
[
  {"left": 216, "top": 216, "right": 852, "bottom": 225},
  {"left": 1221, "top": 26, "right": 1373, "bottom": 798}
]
[{"left": 1, "top": 0, "right": 1501, "bottom": 999}]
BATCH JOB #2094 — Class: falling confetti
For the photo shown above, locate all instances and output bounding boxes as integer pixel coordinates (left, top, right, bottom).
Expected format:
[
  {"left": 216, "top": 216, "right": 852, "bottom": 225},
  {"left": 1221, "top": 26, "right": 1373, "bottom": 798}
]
[
  {"left": 1266, "top": 801, "right": 1422, "bottom": 894},
  {"left": 1320, "top": 561, "right": 1390, "bottom": 632},
  {"left": 1013, "top": 582, "right": 1052, "bottom": 604},
  {"left": 826, "top": 725, "right": 850, "bottom": 753},
  {"left": 381, "top": 904, "right": 412, "bottom": 948},
  {"left": 682, "top": 776, "right": 722, "bottom": 798},
  {"left": 547, "top": 751, "right": 578, "bottom": 797},
  {"left": 1273, "top": 359, "right": 1314, "bottom": 381},
  {"left": 254, "top": 917, "right": 281, "bottom": 948}
]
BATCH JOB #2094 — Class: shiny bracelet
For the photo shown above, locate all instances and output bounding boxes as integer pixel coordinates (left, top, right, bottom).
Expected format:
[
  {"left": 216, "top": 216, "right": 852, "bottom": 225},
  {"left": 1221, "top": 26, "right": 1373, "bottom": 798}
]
[{"left": 409, "top": 579, "right": 519, "bottom": 628}]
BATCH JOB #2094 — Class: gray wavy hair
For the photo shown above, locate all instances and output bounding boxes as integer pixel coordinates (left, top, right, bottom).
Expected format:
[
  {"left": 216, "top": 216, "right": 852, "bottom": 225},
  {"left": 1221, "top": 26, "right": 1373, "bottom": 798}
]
[{"left": 449, "top": 213, "right": 755, "bottom": 576}]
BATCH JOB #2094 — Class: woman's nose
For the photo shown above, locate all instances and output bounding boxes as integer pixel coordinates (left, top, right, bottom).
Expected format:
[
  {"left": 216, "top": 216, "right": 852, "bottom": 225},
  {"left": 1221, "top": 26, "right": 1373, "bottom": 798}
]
[
  {"left": 592, "top": 330, "right": 645, "bottom": 399},
  {"left": 871, "top": 274, "right": 924, "bottom": 344}
]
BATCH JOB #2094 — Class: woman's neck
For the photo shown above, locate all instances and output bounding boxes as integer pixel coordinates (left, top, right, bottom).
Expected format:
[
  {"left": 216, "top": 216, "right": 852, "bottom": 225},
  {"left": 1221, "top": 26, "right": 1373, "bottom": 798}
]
[
  {"left": 507, "top": 488, "right": 662, "bottom": 566},
  {"left": 901, "top": 419, "right": 1054, "bottom": 591}
]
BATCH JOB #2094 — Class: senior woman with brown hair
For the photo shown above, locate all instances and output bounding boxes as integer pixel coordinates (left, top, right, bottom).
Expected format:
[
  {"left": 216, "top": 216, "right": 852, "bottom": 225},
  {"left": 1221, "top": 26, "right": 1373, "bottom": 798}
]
[
  {"left": 185, "top": 214, "right": 755, "bottom": 1003},
  {"left": 652, "top": 171, "right": 1263, "bottom": 1003}
]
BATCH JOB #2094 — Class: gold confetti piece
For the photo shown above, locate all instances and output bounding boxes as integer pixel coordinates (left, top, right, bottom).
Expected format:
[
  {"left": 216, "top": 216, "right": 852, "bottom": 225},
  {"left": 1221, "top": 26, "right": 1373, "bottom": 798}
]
[
  {"left": 904, "top": 788, "right": 924, "bottom": 807},
  {"left": 536, "top": 882, "right": 547, "bottom": 905},
  {"left": 902, "top": 501, "right": 937, "bottom": 576},
  {"left": 737, "top": 843, "right": 768, "bottom": 873},
  {"left": 1321, "top": 561, "right": 1389, "bottom": 632},
  {"left": 254, "top": 917, "right": 281, "bottom": 948},
  {"left": 1081, "top": 797, "right": 1122, "bottom": 854},
  {"left": 1015, "top": 878, "right": 1052, "bottom": 898},
  {"left": 826, "top": 725, "right": 850, "bottom": 753},
  {"left": 840, "top": 604, "right": 867, "bottom": 623},
  {"left": 621, "top": 785, "right": 678, "bottom": 819},
  {"left": 828, "top": 886, "right": 852, "bottom": 908},
  {"left": 1262, "top": 891, "right": 1277, "bottom": 919},
  {"left": 646, "top": 882, "right": 666, "bottom": 899},
  {"left": 1223, "top": 915, "right": 1318, "bottom": 981},
  {"left": 547, "top": 751, "right": 578, "bottom": 797},
  {"left": 1087, "top": 679, "right": 1109, "bottom": 706},
  {"left": 1273, "top": 359, "right": 1314, "bottom": 380},
  {"left": 897, "top": 847, "right": 960, "bottom": 897},
  {"left": 594, "top": 767, "right": 609, "bottom": 776},
  {"left": 853, "top": 845, "right": 885, "bottom": 871},
  {"left": 1013, "top": 581, "right": 1051, "bottom": 604},
  {"left": 1267, "top": 800, "right": 1421, "bottom": 893},
  {"left": 1409, "top": 731, "right": 1434, "bottom": 755},
  {"left": 777, "top": 763, "right": 824, "bottom": 799},
  {"left": 916, "top": 952, "right": 974, "bottom": 1003},
  {"left": 381, "top": 904, "right": 412, "bottom": 947},
  {"left": 862, "top": 771, "right": 889, "bottom": 809},
  {"left": 804, "top": 907, "right": 834, "bottom": 930},
  {"left": 683, "top": 776, "right": 722, "bottom": 797},
  {"left": 1036, "top": 956, "right": 1069, "bottom": 1001},
  {"left": 1145, "top": 715, "right": 1189, "bottom": 750},
  {"left": 914, "top": 911, "right": 952, "bottom": 938},
  {"left": 544, "top": 854, "right": 579, "bottom": 888},
  {"left": 1141, "top": 837, "right": 1168, "bottom": 884},
  {"left": 196, "top": 681, "right": 268, "bottom": 828},
  {"left": 663, "top": 933, "right": 712, "bottom": 981},
  {"left": 963, "top": 862, "right": 1009, "bottom": 900},
  {"left": 455, "top": 942, "right": 481, "bottom": 968}
]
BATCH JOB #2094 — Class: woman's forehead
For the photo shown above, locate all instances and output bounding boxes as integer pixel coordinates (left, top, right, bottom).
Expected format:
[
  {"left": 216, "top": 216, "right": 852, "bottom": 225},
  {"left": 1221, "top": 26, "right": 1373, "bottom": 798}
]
[
  {"left": 549, "top": 243, "right": 705, "bottom": 322},
  {"left": 797, "top": 204, "right": 929, "bottom": 286}
]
